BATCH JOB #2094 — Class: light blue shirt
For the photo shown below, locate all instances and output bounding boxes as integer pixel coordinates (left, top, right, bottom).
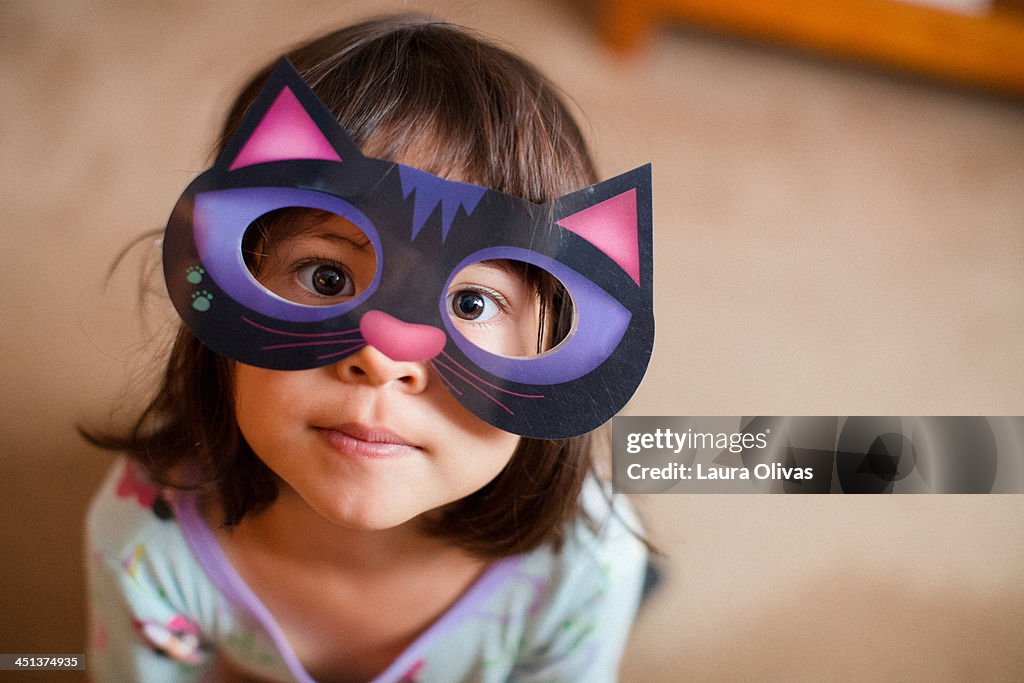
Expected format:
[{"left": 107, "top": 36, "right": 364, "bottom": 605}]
[{"left": 86, "top": 458, "right": 647, "bottom": 682}]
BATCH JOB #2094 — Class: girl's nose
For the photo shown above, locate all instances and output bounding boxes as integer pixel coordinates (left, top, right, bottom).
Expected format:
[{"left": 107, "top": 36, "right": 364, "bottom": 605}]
[
  {"left": 334, "top": 344, "right": 430, "bottom": 391},
  {"left": 332, "top": 311, "right": 444, "bottom": 391}
]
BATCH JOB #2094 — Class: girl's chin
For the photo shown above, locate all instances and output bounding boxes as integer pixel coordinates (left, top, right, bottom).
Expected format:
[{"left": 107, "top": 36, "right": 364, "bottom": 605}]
[{"left": 310, "top": 498, "right": 426, "bottom": 532}]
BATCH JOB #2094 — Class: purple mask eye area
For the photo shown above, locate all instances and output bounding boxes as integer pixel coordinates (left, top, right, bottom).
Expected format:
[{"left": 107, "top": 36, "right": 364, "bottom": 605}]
[
  {"left": 241, "top": 207, "right": 378, "bottom": 309},
  {"left": 194, "top": 187, "right": 382, "bottom": 323},
  {"left": 441, "top": 247, "right": 631, "bottom": 386}
]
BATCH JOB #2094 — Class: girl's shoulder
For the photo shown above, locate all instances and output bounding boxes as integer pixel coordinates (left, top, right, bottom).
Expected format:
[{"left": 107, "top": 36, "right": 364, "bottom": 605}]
[
  {"left": 562, "top": 475, "right": 647, "bottom": 568},
  {"left": 86, "top": 458, "right": 253, "bottom": 677},
  {"left": 85, "top": 456, "right": 214, "bottom": 615},
  {"left": 512, "top": 476, "right": 648, "bottom": 618},
  {"left": 86, "top": 457, "right": 237, "bottom": 654},
  {"left": 470, "top": 480, "right": 647, "bottom": 678},
  {"left": 87, "top": 456, "right": 184, "bottom": 554}
]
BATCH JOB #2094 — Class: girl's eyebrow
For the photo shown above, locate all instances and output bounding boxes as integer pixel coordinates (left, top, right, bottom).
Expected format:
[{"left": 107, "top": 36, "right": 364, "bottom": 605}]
[
  {"left": 298, "top": 230, "right": 372, "bottom": 251},
  {"left": 282, "top": 211, "right": 373, "bottom": 250},
  {"left": 469, "top": 259, "right": 526, "bottom": 277},
  {"left": 450, "top": 262, "right": 521, "bottom": 284}
]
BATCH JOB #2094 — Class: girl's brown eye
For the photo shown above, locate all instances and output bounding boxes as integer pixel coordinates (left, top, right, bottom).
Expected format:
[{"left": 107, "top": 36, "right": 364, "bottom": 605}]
[
  {"left": 299, "top": 263, "right": 354, "bottom": 297},
  {"left": 448, "top": 289, "right": 498, "bottom": 321}
]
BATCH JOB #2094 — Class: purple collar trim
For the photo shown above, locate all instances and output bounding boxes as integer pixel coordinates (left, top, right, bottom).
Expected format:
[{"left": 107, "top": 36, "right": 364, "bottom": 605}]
[{"left": 175, "top": 493, "right": 524, "bottom": 683}]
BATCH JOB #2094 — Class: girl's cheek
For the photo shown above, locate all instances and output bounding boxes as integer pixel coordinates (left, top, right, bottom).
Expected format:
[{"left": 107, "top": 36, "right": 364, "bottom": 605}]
[{"left": 456, "top": 321, "right": 516, "bottom": 357}]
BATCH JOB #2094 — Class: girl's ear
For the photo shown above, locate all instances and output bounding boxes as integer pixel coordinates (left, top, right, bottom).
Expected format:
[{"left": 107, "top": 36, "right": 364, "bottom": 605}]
[
  {"left": 550, "top": 164, "right": 653, "bottom": 287},
  {"left": 216, "top": 58, "right": 364, "bottom": 171}
]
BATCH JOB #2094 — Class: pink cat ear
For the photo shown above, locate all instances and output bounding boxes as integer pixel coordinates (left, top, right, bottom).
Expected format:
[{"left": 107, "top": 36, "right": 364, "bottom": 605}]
[
  {"left": 228, "top": 86, "right": 342, "bottom": 171},
  {"left": 556, "top": 189, "right": 640, "bottom": 285}
]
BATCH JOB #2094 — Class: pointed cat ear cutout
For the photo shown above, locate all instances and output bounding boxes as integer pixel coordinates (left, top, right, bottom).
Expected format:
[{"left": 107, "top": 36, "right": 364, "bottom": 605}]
[
  {"left": 556, "top": 187, "right": 640, "bottom": 284},
  {"left": 217, "top": 59, "right": 364, "bottom": 171},
  {"left": 551, "top": 164, "right": 652, "bottom": 287}
]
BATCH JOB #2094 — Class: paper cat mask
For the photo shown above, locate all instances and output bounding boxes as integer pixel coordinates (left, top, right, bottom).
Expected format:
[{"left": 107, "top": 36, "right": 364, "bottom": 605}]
[{"left": 163, "top": 59, "right": 653, "bottom": 439}]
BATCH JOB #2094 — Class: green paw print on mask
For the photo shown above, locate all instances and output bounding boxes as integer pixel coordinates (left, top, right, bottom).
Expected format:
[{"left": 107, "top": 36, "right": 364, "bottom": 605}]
[
  {"left": 186, "top": 265, "right": 205, "bottom": 285},
  {"left": 191, "top": 290, "right": 213, "bottom": 312}
]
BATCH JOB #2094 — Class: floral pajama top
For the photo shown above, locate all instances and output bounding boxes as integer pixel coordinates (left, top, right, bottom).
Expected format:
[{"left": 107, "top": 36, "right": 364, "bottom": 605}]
[{"left": 86, "top": 458, "right": 647, "bottom": 682}]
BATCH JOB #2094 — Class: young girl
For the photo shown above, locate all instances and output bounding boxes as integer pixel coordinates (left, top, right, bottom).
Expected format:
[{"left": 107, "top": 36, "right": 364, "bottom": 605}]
[{"left": 86, "top": 14, "right": 654, "bottom": 682}]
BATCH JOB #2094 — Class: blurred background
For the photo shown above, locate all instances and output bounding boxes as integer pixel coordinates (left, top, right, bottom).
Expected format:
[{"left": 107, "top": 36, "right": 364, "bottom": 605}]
[{"left": 2, "top": 0, "right": 1023, "bottom": 679}]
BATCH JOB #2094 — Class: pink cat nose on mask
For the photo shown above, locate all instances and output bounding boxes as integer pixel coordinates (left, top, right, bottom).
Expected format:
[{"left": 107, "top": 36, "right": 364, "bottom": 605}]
[{"left": 359, "top": 311, "right": 446, "bottom": 362}]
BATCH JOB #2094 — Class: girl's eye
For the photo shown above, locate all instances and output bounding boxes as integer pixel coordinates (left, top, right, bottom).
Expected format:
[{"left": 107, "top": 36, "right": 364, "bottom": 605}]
[
  {"left": 297, "top": 263, "right": 354, "bottom": 297},
  {"left": 448, "top": 289, "right": 501, "bottom": 322}
]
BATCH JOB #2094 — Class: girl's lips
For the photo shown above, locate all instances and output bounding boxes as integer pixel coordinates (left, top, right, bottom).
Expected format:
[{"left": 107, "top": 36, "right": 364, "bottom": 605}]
[{"left": 314, "top": 423, "right": 421, "bottom": 459}]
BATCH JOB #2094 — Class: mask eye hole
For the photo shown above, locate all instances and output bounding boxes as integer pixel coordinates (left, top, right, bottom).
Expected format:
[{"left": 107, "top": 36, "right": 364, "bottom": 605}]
[
  {"left": 242, "top": 207, "right": 377, "bottom": 307},
  {"left": 445, "top": 259, "right": 575, "bottom": 358}
]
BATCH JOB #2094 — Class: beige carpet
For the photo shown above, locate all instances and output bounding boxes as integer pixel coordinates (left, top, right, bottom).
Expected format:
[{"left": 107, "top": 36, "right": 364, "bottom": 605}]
[{"left": 2, "top": 1, "right": 1022, "bottom": 680}]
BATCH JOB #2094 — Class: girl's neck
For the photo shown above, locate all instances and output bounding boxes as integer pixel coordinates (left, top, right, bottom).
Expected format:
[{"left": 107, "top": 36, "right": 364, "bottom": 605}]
[{"left": 211, "top": 484, "right": 464, "bottom": 574}]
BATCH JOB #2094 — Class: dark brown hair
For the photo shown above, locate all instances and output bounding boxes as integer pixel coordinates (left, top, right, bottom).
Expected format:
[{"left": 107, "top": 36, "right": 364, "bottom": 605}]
[{"left": 85, "top": 14, "right": 605, "bottom": 558}]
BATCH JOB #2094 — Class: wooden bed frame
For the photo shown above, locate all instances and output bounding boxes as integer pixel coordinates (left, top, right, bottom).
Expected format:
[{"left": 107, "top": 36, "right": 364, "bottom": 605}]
[{"left": 598, "top": 0, "right": 1024, "bottom": 97}]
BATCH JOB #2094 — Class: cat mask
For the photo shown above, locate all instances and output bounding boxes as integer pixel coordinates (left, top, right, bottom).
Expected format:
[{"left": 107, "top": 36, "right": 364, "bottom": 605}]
[{"left": 163, "top": 59, "right": 653, "bottom": 439}]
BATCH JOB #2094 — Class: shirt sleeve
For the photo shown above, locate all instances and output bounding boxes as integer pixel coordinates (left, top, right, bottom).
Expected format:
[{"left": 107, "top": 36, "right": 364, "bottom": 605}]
[
  {"left": 510, "top": 497, "right": 649, "bottom": 683},
  {"left": 85, "top": 460, "right": 215, "bottom": 683}
]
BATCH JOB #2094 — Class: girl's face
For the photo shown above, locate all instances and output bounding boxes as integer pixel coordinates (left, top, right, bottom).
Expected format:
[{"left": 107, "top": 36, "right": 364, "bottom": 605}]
[{"left": 233, "top": 210, "right": 542, "bottom": 530}]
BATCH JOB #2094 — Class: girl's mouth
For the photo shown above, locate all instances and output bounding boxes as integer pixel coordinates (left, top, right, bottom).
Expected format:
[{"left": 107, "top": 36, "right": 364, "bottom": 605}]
[{"left": 314, "top": 423, "right": 421, "bottom": 459}]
